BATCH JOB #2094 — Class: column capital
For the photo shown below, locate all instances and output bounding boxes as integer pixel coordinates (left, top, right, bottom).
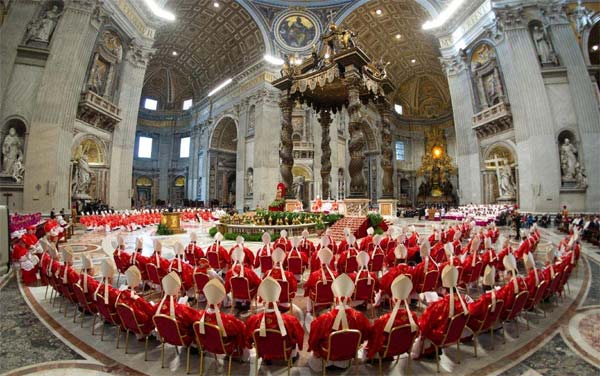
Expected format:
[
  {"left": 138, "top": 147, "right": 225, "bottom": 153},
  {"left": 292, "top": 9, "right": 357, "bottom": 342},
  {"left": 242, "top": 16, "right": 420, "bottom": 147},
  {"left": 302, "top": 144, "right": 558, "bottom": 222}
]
[
  {"left": 126, "top": 40, "right": 154, "bottom": 68},
  {"left": 440, "top": 53, "right": 468, "bottom": 76},
  {"left": 493, "top": 4, "right": 527, "bottom": 31}
]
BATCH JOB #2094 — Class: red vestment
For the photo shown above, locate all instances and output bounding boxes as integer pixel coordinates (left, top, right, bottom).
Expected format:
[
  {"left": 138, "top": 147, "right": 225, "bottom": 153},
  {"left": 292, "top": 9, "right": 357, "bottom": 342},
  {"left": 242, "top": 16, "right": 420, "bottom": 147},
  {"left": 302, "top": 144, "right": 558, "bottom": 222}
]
[
  {"left": 366, "top": 309, "right": 418, "bottom": 359},
  {"left": 245, "top": 310, "right": 304, "bottom": 353},
  {"left": 308, "top": 307, "right": 371, "bottom": 358}
]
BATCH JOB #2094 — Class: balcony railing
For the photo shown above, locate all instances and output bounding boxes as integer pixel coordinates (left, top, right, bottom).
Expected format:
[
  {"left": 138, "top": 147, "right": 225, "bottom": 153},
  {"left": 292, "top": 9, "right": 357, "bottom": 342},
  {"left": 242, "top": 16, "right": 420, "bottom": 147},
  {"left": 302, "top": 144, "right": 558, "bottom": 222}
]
[
  {"left": 472, "top": 101, "right": 513, "bottom": 139},
  {"left": 76, "top": 90, "right": 122, "bottom": 131}
]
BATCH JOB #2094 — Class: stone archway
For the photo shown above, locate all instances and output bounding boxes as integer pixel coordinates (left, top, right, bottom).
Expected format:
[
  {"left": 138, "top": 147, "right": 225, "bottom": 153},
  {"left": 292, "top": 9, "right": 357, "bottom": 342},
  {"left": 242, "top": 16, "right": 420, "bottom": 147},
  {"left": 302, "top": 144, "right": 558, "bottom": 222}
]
[
  {"left": 482, "top": 143, "right": 518, "bottom": 204},
  {"left": 208, "top": 116, "right": 238, "bottom": 207}
]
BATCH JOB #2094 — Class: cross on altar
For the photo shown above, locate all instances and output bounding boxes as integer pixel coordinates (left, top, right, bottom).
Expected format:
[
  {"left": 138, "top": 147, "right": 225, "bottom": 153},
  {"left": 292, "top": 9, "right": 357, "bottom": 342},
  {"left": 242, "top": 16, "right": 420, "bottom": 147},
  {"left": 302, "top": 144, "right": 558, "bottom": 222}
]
[{"left": 485, "top": 154, "right": 507, "bottom": 179}]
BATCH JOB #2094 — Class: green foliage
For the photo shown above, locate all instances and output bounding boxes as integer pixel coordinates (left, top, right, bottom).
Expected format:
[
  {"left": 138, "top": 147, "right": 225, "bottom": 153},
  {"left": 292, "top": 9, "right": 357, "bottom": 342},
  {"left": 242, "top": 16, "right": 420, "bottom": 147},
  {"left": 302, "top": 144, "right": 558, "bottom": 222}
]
[
  {"left": 208, "top": 226, "right": 280, "bottom": 242},
  {"left": 322, "top": 213, "right": 344, "bottom": 224},
  {"left": 374, "top": 227, "right": 385, "bottom": 235},
  {"left": 156, "top": 223, "right": 173, "bottom": 236},
  {"left": 208, "top": 227, "right": 218, "bottom": 237},
  {"left": 314, "top": 221, "right": 325, "bottom": 230},
  {"left": 367, "top": 213, "right": 384, "bottom": 227}
]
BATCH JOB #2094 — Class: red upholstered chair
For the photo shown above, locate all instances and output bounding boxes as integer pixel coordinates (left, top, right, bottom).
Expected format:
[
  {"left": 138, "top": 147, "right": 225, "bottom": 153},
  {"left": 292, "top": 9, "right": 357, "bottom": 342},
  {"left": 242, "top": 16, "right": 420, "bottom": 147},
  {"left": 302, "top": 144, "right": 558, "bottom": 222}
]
[
  {"left": 524, "top": 280, "right": 549, "bottom": 322},
  {"left": 369, "top": 252, "right": 385, "bottom": 274},
  {"left": 339, "top": 255, "right": 358, "bottom": 274},
  {"left": 153, "top": 314, "right": 194, "bottom": 373},
  {"left": 353, "top": 277, "right": 377, "bottom": 317},
  {"left": 463, "top": 261, "right": 483, "bottom": 288},
  {"left": 287, "top": 255, "right": 304, "bottom": 276},
  {"left": 252, "top": 328, "right": 294, "bottom": 376},
  {"left": 544, "top": 271, "right": 563, "bottom": 303},
  {"left": 258, "top": 255, "right": 273, "bottom": 274},
  {"left": 309, "top": 280, "right": 334, "bottom": 316},
  {"left": 230, "top": 276, "right": 256, "bottom": 312},
  {"left": 429, "top": 312, "right": 469, "bottom": 373},
  {"left": 501, "top": 291, "right": 529, "bottom": 339},
  {"left": 193, "top": 270, "right": 210, "bottom": 307},
  {"left": 193, "top": 321, "right": 239, "bottom": 376},
  {"left": 72, "top": 283, "right": 98, "bottom": 334},
  {"left": 146, "top": 263, "right": 162, "bottom": 288},
  {"left": 207, "top": 250, "right": 222, "bottom": 270},
  {"left": 320, "top": 329, "right": 362, "bottom": 376},
  {"left": 276, "top": 279, "right": 291, "bottom": 306},
  {"left": 466, "top": 300, "right": 505, "bottom": 355},
  {"left": 113, "top": 253, "right": 128, "bottom": 280},
  {"left": 375, "top": 324, "right": 418, "bottom": 375},
  {"left": 57, "top": 282, "right": 78, "bottom": 319},
  {"left": 95, "top": 292, "right": 123, "bottom": 344},
  {"left": 416, "top": 269, "right": 439, "bottom": 294},
  {"left": 116, "top": 302, "right": 154, "bottom": 360}
]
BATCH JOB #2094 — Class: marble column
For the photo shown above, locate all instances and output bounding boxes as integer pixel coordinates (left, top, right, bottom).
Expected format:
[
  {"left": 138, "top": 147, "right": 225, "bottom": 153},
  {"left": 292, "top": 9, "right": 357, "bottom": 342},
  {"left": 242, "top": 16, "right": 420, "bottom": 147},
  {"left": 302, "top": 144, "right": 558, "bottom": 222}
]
[
  {"left": 494, "top": 12, "right": 561, "bottom": 212},
  {"left": 235, "top": 103, "right": 247, "bottom": 212},
  {"left": 23, "top": 1, "right": 99, "bottom": 212},
  {"left": 345, "top": 65, "right": 367, "bottom": 198},
  {"left": 378, "top": 104, "right": 395, "bottom": 198},
  {"left": 279, "top": 94, "right": 294, "bottom": 198},
  {"left": 549, "top": 17, "right": 600, "bottom": 211},
  {"left": 443, "top": 57, "right": 482, "bottom": 205},
  {"left": 319, "top": 109, "right": 332, "bottom": 199},
  {"left": 109, "top": 43, "right": 151, "bottom": 209}
]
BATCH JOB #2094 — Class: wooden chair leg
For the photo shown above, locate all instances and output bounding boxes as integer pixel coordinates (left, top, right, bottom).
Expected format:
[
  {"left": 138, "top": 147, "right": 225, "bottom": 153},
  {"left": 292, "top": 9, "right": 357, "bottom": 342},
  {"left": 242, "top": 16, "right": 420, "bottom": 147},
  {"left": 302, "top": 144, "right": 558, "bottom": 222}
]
[
  {"left": 186, "top": 346, "right": 191, "bottom": 374},
  {"left": 160, "top": 341, "right": 165, "bottom": 368},
  {"left": 254, "top": 351, "right": 259, "bottom": 376},
  {"left": 407, "top": 354, "right": 411, "bottom": 376},
  {"left": 100, "top": 321, "right": 105, "bottom": 341},
  {"left": 473, "top": 334, "right": 478, "bottom": 358},
  {"left": 227, "top": 354, "right": 232, "bottom": 376},
  {"left": 287, "top": 356, "right": 292, "bottom": 376},
  {"left": 516, "top": 317, "right": 520, "bottom": 338},
  {"left": 145, "top": 336, "right": 149, "bottom": 361},
  {"left": 457, "top": 342, "right": 461, "bottom": 364},
  {"left": 125, "top": 329, "right": 130, "bottom": 354},
  {"left": 45, "top": 284, "right": 49, "bottom": 299},
  {"left": 79, "top": 311, "right": 85, "bottom": 327},
  {"left": 91, "top": 314, "right": 97, "bottom": 335},
  {"left": 378, "top": 354, "right": 382, "bottom": 375},
  {"left": 116, "top": 327, "right": 121, "bottom": 349},
  {"left": 322, "top": 359, "right": 326, "bottom": 376},
  {"left": 435, "top": 344, "right": 440, "bottom": 373},
  {"left": 199, "top": 350, "right": 204, "bottom": 376}
]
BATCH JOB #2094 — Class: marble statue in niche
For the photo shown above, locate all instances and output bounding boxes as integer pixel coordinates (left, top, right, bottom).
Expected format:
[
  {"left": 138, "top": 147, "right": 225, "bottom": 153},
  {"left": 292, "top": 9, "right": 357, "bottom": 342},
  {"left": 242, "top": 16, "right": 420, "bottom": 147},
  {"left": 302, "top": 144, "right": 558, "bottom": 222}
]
[
  {"left": 1, "top": 128, "right": 24, "bottom": 179},
  {"left": 24, "top": 5, "right": 63, "bottom": 45},
  {"left": 470, "top": 43, "right": 506, "bottom": 111},
  {"left": 559, "top": 138, "right": 587, "bottom": 189},
  {"left": 530, "top": 24, "right": 558, "bottom": 66},
  {"left": 498, "top": 164, "right": 517, "bottom": 199},
  {"left": 72, "top": 154, "right": 92, "bottom": 198},
  {"left": 246, "top": 169, "right": 253, "bottom": 195}
]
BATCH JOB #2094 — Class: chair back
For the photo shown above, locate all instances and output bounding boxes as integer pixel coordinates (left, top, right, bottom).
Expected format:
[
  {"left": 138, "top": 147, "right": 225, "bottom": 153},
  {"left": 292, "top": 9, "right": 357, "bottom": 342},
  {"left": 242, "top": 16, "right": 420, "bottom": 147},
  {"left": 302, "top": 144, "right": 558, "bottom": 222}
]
[
  {"left": 314, "top": 279, "right": 334, "bottom": 306},
  {"left": 96, "top": 292, "right": 121, "bottom": 326},
  {"left": 277, "top": 279, "right": 291, "bottom": 304},
  {"left": 438, "top": 312, "right": 468, "bottom": 346},
  {"left": 146, "top": 263, "right": 162, "bottom": 285},
  {"left": 546, "top": 271, "right": 563, "bottom": 298},
  {"left": 231, "top": 276, "right": 252, "bottom": 300},
  {"left": 253, "top": 328, "right": 291, "bottom": 361},
  {"left": 113, "top": 253, "right": 127, "bottom": 274},
  {"left": 193, "top": 321, "right": 229, "bottom": 355},
  {"left": 525, "top": 280, "right": 548, "bottom": 310},
  {"left": 381, "top": 324, "right": 417, "bottom": 358},
  {"left": 72, "top": 283, "right": 94, "bottom": 313},
  {"left": 193, "top": 271, "right": 210, "bottom": 297},
  {"left": 469, "top": 261, "right": 484, "bottom": 284},
  {"left": 116, "top": 302, "right": 144, "bottom": 335},
  {"left": 153, "top": 314, "right": 191, "bottom": 346},
  {"left": 259, "top": 255, "right": 273, "bottom": 273},
  {"left": 417, "top": 269, "right": 439, "bottom": 293},
  {"left": 287, "top": 256, "right": 303, "bottom": 275},
  {"left": 505, "top": 291, "right": 529, "bottom": 321},
  {"left": 353, "top": 277, "right": 375, "bottom": 302},
  {"left": 325, "top": 329, "right": 362, "bottom": 362},
  {"left": 206, "top": 249, "right": 221, "bottom": 269},
  {"left": 341, "top": 255, "right": 358, "bottom": 273},
  {"left": 369, "top": 252, "right": 385, "bottom": 273}
]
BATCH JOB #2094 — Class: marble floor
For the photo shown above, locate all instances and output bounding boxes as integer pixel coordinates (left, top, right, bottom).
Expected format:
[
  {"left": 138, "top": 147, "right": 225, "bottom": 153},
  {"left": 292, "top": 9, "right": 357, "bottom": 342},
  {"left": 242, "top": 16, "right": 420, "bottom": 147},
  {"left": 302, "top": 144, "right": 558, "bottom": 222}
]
[{"left": 1, "top": 220, "right": 599, "bottom": 375}]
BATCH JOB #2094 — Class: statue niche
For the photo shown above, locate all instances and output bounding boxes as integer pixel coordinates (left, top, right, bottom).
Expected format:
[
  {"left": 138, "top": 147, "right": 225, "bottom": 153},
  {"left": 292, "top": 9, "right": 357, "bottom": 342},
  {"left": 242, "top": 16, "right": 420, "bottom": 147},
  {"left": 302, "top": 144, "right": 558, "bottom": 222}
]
[
  {"left": 558, "top": 131, "right": 587, "bottom": 190},
  {"left": 470, "top": 43, "right": 507, "bottom": 112},
  {"left": 85, "top": 30, "right": 123, "bottom": 101},
  {"left": 1, "top": 122, "right": 27, "bottom": 184},
  {"left": 71, "top": 138, "right": 105, "bottom": 201},
  {"left": 23, "top": 1, "right": 64, "bottom": 47},
  {"left": 529, "top": 20, "right": 559, "bottom": 66}
]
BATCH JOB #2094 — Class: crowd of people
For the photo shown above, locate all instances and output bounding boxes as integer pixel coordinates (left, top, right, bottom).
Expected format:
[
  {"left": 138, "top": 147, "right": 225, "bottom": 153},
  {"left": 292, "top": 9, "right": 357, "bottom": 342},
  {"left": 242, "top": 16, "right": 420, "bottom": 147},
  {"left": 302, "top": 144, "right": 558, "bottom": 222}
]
[{"left": 9, "top": 214, "right": 581, "bottom": 373}]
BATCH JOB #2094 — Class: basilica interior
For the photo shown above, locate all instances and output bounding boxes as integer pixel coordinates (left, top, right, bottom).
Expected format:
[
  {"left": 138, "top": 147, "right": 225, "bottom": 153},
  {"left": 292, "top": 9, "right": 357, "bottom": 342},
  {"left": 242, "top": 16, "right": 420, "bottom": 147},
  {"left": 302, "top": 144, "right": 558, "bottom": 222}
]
[{"left": 1, "top": 0, "right": 600, "bottom": 375}]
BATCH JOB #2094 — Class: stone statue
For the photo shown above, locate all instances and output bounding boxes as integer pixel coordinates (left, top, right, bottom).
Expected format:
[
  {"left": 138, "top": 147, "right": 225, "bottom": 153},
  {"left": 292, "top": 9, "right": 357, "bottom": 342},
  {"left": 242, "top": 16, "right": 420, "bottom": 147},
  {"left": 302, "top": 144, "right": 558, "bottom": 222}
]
[
  {"left": 498, "top": 164, "right": 516, "bottom": 198},
  {"left": 560, "top": 138, "right": 578, "bottom": 181},
  {"left": 72, "top": 154, "right": 92, "bottom": 197},
  {"left": 246, "top": 169, "right": 253, "bottom": 194},
  {"left": 2, "top": 127, "right": 24, "bottom": 175},
  {"left": 531, "top": 25, "right": 557, "bottom": 65},
  {"left": 25, "top": 5, "right": 63, "bottom": 45},
  {"left": 12, "top": 155, "right": 25, "bottom": 183},
  {"left": 571, "top": 1, "right": 594, "bottom": 34},
  {"left": 292, "top": 176, "right": 304, "bottom": 200},
  {"left": 574, "top": 162, "right": 588, "bottom": 188}
]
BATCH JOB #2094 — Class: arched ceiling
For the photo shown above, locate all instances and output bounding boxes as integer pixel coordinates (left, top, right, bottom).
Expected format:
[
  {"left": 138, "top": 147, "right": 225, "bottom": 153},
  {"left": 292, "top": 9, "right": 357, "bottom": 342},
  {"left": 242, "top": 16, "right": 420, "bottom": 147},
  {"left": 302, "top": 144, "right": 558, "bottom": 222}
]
[
  {"left": 340, "top": 0, "right": 452, "bottom": 119},
  {"left": 142, "top": 0, "right": 266, "bottom": 110}
]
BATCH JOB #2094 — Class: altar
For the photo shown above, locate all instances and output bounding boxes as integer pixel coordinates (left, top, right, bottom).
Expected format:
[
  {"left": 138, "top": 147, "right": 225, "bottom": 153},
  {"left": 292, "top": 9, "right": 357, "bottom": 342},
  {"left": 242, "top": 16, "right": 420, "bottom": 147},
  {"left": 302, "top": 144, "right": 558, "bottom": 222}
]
[{"left": 160, "top": 212, "right": 185, "bottom": 234}]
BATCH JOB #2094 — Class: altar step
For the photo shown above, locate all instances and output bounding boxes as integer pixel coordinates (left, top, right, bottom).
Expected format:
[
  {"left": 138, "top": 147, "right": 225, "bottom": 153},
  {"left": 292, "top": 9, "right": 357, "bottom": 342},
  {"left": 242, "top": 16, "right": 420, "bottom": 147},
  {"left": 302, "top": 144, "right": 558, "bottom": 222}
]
[{"left": 327, "top": 216, "right": 369, "bottom": 242}]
